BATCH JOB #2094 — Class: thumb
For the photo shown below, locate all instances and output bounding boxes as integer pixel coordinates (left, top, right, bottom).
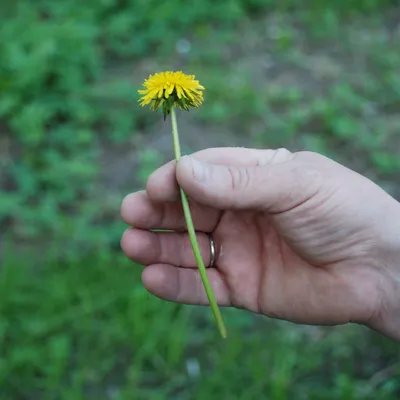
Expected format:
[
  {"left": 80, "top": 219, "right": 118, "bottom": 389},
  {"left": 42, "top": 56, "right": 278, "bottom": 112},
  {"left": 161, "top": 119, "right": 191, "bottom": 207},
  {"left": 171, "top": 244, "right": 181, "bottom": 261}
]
[{"left": 176, "top": 154, "right": 319, "bottom": 212}]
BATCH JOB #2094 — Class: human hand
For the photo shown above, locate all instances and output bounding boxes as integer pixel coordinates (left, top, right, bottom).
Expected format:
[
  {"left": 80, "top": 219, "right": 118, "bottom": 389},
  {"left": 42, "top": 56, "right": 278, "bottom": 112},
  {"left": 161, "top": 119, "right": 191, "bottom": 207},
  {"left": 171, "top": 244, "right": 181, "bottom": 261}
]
[{"left": 121, "top": 147, "right": 400, "bottom": 340}]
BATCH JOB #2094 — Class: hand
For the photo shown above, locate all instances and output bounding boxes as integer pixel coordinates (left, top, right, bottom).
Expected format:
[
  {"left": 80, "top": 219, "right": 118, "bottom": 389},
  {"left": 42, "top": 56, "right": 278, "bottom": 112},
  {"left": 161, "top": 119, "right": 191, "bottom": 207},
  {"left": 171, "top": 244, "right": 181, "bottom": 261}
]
[{"left": 120, "top": 147, "right": 400, "bottom": 340}]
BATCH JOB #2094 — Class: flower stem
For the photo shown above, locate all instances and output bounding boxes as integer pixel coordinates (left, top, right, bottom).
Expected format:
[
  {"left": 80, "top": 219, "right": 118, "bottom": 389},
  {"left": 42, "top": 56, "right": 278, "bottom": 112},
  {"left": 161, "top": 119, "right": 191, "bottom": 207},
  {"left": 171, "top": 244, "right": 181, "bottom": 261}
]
[{"left": 170, "top": 106, "right": 227, "bottom": 339}]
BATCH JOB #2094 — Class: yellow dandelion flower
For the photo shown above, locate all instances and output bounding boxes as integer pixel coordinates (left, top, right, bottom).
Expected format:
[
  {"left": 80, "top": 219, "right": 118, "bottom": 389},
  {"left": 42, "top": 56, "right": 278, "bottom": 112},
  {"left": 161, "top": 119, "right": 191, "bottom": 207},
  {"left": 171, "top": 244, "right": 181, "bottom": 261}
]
[{"left": 138, "top": 71, "right": 205, "bottom": 118}]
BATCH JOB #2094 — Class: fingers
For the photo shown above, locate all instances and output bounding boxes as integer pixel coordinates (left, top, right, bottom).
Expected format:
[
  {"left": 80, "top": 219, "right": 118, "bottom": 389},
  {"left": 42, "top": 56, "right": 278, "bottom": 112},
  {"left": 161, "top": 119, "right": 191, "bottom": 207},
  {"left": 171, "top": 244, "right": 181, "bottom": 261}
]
[
  {"left": 121, "top": 228, "right": 214, "bottom": 268},
  {"left": 147, "top": 147, "right": 294, "bottom": 202},
  {"left": 121, "top": 191, "right": 219, "bottom": 231},
  {"left": 142, "top": 264, "right": 231, "bottom": 306}
]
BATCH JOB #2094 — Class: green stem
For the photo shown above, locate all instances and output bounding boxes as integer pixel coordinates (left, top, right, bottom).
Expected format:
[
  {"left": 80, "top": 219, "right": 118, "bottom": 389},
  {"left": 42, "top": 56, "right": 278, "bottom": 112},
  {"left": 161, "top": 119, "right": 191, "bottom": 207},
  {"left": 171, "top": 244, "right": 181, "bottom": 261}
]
[{"left": 170, "top": 106, "right": 227, "bottom": 339}]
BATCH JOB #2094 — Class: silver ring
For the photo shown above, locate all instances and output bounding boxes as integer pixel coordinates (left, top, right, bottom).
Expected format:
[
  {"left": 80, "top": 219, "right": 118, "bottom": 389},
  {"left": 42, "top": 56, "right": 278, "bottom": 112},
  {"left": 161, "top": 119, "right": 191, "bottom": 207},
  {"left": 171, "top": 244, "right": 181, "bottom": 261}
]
[{"left": 207, "top": 234, "right": 216, "bottom": 268}]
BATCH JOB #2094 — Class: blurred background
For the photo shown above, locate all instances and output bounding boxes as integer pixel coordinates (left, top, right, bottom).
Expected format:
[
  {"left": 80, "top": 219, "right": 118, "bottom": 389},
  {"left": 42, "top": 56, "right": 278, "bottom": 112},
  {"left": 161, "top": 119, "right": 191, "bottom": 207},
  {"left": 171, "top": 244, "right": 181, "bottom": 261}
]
[{"left": 1, "top": 0, "right": 400, "bottom": 398}]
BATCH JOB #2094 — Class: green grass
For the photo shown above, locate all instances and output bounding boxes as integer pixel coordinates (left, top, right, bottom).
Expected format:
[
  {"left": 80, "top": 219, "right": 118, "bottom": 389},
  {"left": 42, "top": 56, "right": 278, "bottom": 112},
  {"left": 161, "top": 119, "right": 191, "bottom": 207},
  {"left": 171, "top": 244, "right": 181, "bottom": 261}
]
[
  {"left": 1, "top": 0, "right": 400, "bottom": 398},
  {"left": 1, "top": 246, "right": 400, "bottom": 399}
]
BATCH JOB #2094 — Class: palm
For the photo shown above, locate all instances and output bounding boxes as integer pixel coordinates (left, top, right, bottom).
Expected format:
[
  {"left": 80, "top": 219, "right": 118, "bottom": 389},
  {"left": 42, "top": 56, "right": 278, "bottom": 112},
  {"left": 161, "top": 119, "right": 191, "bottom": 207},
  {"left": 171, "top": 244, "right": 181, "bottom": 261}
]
[
  {"left": 203, "top": 206, "right": 373, "bottom": 326},
  {"left": 211, "top": 209, "right": 294, "bottom": 313}
]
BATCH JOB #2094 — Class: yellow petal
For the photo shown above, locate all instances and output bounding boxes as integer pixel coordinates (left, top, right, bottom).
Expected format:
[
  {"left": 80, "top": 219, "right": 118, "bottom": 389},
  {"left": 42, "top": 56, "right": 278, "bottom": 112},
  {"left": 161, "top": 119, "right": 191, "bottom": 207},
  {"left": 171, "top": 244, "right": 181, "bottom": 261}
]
[
  {"left": 176, "top": 85, "right": 183, "bottom": 99},
  {"left": 167, "top": 84, "right": 175, "bottom": 95}
]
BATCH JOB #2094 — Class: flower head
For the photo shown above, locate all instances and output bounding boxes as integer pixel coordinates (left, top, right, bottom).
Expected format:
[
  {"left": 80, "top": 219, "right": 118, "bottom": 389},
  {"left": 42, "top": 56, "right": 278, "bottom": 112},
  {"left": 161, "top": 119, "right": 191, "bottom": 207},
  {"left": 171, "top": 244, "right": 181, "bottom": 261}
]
[{"left": 138, "top": 71, "right": 205, "bottom": 118}]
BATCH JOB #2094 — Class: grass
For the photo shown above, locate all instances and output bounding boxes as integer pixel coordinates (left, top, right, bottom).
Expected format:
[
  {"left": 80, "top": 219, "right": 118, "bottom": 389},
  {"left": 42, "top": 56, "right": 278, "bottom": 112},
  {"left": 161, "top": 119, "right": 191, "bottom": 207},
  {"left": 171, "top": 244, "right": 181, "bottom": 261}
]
[
  {"left": 1, "top": 244, "right": 400, "bottom": 399},
  {"left": 1, "top": 0, "right": 400, "bottom": 398}
]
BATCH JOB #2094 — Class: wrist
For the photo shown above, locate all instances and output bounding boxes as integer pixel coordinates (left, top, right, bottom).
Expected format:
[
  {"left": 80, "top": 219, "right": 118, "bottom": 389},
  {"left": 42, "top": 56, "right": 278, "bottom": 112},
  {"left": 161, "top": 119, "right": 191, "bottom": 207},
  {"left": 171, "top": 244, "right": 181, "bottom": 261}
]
[{"left": 367, "top": 200, "right": 400, "bottom": 341}]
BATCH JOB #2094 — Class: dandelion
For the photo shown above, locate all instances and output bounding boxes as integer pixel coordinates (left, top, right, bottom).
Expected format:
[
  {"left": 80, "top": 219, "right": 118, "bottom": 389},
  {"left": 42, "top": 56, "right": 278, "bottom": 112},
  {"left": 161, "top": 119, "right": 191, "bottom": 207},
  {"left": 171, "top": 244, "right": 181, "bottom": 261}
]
[
  {"left": 138, "top": 71, "right": 205, "bottom": 118},
  {"left": 138, "top": 71, "right": 227, "bottom": 339}
]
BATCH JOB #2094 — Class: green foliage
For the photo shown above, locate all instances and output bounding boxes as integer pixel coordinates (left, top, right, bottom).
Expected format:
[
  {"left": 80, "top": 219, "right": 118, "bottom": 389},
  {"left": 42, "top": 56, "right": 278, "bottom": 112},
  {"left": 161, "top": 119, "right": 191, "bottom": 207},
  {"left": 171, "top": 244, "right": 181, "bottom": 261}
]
[
  {"left": 0, "top": 0, "right": 259, "bottom": 245},
  {"left": 1, "top": 2, "right": 129, "bottom": 243},
  {"left": 137, "top": 148, "right": 163, "bottom": 185},
  {"left": 0, "top": 249, "right": 190, "bottom": 398},
  {"left": 0, "top": 247, "right": 399, "bottom": 399},
  {"left": 2, "top": 0, "right": 399, "bottom": 246}
]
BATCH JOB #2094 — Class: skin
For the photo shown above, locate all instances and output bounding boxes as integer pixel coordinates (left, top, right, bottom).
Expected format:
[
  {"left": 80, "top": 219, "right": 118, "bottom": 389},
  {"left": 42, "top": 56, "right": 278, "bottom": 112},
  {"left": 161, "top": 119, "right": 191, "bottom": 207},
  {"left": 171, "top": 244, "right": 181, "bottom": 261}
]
[{"left": 120, "top": 147, "right": 400, "bottom": 341}]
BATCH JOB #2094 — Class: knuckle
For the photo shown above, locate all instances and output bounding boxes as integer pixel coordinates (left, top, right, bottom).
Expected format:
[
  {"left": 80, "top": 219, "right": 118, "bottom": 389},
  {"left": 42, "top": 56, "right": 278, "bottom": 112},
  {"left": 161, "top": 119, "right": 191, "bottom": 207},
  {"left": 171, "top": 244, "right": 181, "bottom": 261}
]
[
  {"left": 273, "top": 148, "right": 294, "bottom": 163},
  {"left": 257, "top": 148, "right": 294, "bottom": 166},
  {"left": 227, "top": 166, "right": 252, "bottom": 192}
]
